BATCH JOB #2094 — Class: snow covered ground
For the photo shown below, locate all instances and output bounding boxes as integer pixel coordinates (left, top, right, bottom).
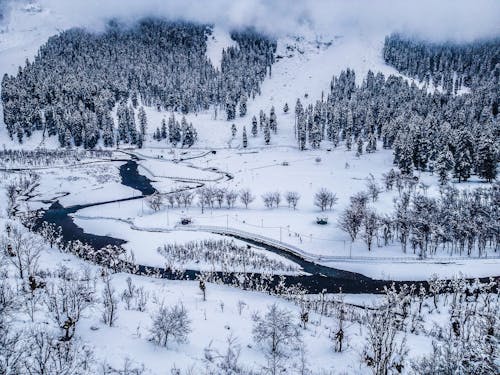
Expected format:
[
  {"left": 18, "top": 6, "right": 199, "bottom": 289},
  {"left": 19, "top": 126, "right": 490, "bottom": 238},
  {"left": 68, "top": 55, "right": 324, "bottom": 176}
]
[
  {"left": 0, "top": 2, "right": 498, "bottom": 374},
  {"left": 1, "top": 1, "right": 496, "bottom": 280}
]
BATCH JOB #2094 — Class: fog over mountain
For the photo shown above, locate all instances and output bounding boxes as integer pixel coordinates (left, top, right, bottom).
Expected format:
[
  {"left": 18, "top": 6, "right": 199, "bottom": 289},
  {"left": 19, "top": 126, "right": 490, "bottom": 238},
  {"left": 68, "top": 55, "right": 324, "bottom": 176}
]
[{"left": 2, "top": 0, "right": 499, "bottom": 41}]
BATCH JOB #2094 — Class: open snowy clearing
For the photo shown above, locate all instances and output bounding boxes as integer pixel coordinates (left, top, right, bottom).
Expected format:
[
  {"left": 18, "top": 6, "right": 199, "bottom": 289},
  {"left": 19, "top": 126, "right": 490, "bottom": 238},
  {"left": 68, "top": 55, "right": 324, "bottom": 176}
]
[{"left": 65, "top": 144, "right": 499, "bottom": 281}]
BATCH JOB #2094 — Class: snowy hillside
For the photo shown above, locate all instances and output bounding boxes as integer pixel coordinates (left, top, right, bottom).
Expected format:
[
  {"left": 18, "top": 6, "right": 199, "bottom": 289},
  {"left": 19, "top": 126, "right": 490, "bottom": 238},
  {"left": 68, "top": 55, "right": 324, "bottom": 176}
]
[{"left": 0, "top": 1, "right": 498, "bottom": 374}]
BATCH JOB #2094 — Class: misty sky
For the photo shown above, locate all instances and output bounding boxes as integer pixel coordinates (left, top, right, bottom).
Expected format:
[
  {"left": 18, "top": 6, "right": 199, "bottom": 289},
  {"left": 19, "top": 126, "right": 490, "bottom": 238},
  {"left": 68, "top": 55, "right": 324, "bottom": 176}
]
[{"left": 7, "top": 0, "right": 500, "bottom": 41}]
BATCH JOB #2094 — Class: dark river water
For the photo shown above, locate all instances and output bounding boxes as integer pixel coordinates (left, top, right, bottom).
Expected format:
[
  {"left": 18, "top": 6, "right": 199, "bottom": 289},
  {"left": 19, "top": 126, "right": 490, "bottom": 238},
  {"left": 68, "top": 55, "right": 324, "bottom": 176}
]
[{"left": 37, "top": 159, "right": 433, "bottom": 294}]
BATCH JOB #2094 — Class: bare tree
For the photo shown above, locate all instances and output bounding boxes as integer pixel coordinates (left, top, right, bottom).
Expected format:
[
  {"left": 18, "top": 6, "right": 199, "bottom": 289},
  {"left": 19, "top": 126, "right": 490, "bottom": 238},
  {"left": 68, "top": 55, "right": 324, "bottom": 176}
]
[
  {"left": 252, "top": 303, "right": 302, "bottom": 374},
  {"left": 174, "top": 192, "right": 183, "bottom": 208},
  {"left": 362, "top": 210, "right": 380, "bottom": 251},
  {"left": 214, "top": 187, "right": 226, "bottom": 208},
  {"left": 338, "top": 202, "right": 365, "bottom": 242},
  {"left": 0, "top": 276, "right": 25, "bottom": 374},
  {"left": 285, "top": 191, "right": 300, "bottom": 210},
  {"left": 366, "top": 176, "right": 381, "bottom": 202},
  {"left": 101, "top": 275, "right": 118, "bottom": 327},
  {"left": 166, "top": 193, "right": 176, "bottom": 208},
  {"left": 146, "top": 192, "right": 163, "bottom": 212},
  {"left": 204, "top": 334, "right": 244, "bottom": 374},
  {"left": 198, "top": 187, "right": 215, "bottom": 213},
  {"left": 37, "top": 222, "right": 63, "bottom": 248},
  {"left": 101, "top": 357, "right": 145, "bottom": 375},
  {"left": 314, "top": 188, "right": 338, "bottom": 211},
  {"left": 272, "top": 191, "right": 281, "bottom": 207},
  {"left": 239, "top": 189, "right": 255, "bottom": 209},
  {"left": 225, "top": 190, "right": 238, "bottom": 209},
  {"left": 149, "top": 303, "right": 191, "bottom": 348},
  {"left": 23, "top": 328, "right": 94, "bottom": 375},
  {"left": 121, "top": 277, "right": 136, "bottom": 310},
  {"left": 180, "top": 191, "right": 194, "bottom": 208},
  {"left": 262, "top": 192, "right": 274, "bottom": 208},
  {"left": 1, "top": 225, "right": 42, "bottom": 279},
  {"left": 363, "top": 306, "right": 407, "bottom": 375}
]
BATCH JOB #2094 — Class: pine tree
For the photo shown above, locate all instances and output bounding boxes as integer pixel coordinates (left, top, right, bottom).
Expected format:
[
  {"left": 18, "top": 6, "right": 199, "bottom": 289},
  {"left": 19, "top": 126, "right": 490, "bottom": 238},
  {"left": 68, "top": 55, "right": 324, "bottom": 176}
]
[
  {"left": 182, "top": 123, "right": 197, "bottom": 148},
  {"left": 128, "top": 105, "right": 137, "bottom": 144},
  {"left": 251, "top": 116, "right": 258, "bottom": 137},
  {"left": 170, "top": 119, "right": 181, "bottom": 146},
  {"left": 269, "top": 106, "right": 277, "bottom": 133},
  {"left": 102, "top": 112, "right": 115, "bottom": 147},
  {"left": 264, "top": 119, "right": 271, "bottom": 145},
  {"left": 310, "top": 121, "right": 321, "bottom": 149},
  {"left": 138, "top": 106, "right": 147, "bottom": 139},
  {"left": 435, "top": 147, "right": 454, "bottom": 185},
  {"left": 154, "top": 127, "right": 161, "bottom": 142},
  {"left": 366, "top": 133, "right": 376, "bottom": 153},
  {"left": 239, "top": 93, "right": 247, "bottom": 117},
  {"left": 454, "top": 130, "right": 474, "bottom": 182},
  {"left": 476, "top": 136, "right": 497, "bottom": 182},
  {"left": 117, "top": 102, "right": 129, "bottom": 143},
  {"left": 396, "top": 134, "right": 414, "bottom": 175},
  {"left": 283, "top": 102, "right": 289, "bottom": 113},
  {"left": 168, "top": 114, "right": 176, "bottom": 144},
  {"left": 161, "top": 118, "right": 167, "bottom": 139},
  {"left": 226, "top": 98, "right": 236, "bottom": 120},
  {"left": 357, "top": 137, "right": 363, "bottom": 155},
  {"left": 259, "top": 110, "right": 265, "bottom": 129},
  {"left": 231, "top": 123, "right": 237, "bottom": 137},
  {"left": 242, "top": 126, "right": 248, "bottom": 148}
]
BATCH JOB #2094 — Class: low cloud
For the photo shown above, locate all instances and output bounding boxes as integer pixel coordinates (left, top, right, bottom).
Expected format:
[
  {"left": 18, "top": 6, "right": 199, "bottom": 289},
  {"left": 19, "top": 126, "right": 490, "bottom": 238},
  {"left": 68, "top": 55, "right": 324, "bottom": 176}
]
[{"left": 22, "top": 0, "right": 500, "bottom": 41}]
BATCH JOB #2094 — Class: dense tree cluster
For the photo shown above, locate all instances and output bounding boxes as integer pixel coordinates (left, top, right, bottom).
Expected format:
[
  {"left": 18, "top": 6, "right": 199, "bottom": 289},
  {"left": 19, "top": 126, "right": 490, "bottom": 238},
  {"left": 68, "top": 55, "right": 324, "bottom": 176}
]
[
  {"left": 294, "top": 64, "right": 498, "bottom": 182},
  {"left": 339, "top": 174, "right": 500, "bottom": 257},
  {"left": 383, "top": 34, "right": 500, "bottom": 95},
  {"left": 0, "top": 148, "right": 112, "bottom": 168},
  {"left": 1, "top": 19, "right": 276, "bottom": 148},
  {"left": 157, "top": 239, "right": 298, "bottom": 273},
  {"left": 152, "top": 113, "right": 198, "bottom": 148}
]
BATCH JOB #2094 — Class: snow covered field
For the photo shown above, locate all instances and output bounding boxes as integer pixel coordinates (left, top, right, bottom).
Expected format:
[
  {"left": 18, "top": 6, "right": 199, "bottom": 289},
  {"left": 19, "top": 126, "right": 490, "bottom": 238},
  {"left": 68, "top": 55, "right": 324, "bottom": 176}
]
[
  {"left": 0, "top": 1, "right": 498, "bottom": 374},
  {"left": 2, "top": 2, "right": 496, "bottom": 280}
]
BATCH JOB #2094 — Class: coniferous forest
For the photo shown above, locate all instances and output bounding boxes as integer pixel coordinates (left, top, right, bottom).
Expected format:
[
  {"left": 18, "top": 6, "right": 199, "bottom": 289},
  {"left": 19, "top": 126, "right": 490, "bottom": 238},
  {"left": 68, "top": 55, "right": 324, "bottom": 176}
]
[
  {"left": 293, "top": 35, "right": 499, "bottom": 183},
  {"left": 0, "top": 2, "right": 499, "bottom": 373},
  {"left": 1, "top": 19, "right": 276, "bottom": 148}
]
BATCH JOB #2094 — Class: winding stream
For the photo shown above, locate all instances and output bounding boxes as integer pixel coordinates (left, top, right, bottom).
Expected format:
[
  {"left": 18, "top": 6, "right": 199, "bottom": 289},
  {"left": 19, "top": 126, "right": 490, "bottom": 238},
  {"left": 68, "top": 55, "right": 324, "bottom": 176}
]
[{"left": 37, "top": 158, "right": 412, "bottom": 293}]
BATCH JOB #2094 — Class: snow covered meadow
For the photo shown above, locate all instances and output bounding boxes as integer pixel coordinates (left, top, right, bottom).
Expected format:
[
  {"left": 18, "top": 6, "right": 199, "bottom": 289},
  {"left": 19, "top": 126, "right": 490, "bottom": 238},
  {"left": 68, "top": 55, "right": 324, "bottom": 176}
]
[{"left": 0, "top": 1, "right": 498, "bottom": 374}]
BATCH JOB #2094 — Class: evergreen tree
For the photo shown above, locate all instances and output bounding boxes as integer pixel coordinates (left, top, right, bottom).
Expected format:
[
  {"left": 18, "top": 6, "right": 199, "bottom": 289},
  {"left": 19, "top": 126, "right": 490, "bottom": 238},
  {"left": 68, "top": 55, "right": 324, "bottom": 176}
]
[
  {"left": 264, "top": 119, "right": 271, "bottom": 145},
  {"left": 259, "top": 109, "right": 265, "bottom": 129},
  {"left": 239, "top": 93, "right": 247, "bottom": 117},
  {"left": 357, "top": 137, "right": 363, "bottom": 155},
  {"left": 251, "top": 116, "right": 258, "bottom": 137},
  {"left": 269, "top": 106, "right": 277, "bottom": 133},
  {"left": 128, "top": 105, "right": 137, "bottom": 145},
  {"left": 138, "top": 106, "right": 147, "bottom": 139},
  {"left": 283, "top": 102, "right": 289, "bottom": 113},
  {"left": 168, "top": 114, "right": 176, "bottom": 144},
  {"left": 242, "top": 126, "right": 248, "bottom": 148},
  {"left": 161, "top": 118, "right": 167, "bottom": 139},
  {"left": 170, "top": 119, "right": 181, "bottom": 146},
  {"left": 435, "top": 147, "right": 454, "bottom": 185},
  {"left": 476, "top": 136, "right": 497, "bottom": 182},
  {"left": 310, "top": 120, "right": 321, "bottom": 149},
  {"left": 102, "top": 112, "right": 115, "bottom": 147},
  {"left": 454, "top": 131, "right": 474, "bottom": 182},
  {"left": 298, "top": 113, "right": 306, "bottom": 150},
  {"left": 226, "top": 98, "right": 236, "bottom": 120},
  {"left": 182, "top": 123, "right": 197, "bottom": 148}
]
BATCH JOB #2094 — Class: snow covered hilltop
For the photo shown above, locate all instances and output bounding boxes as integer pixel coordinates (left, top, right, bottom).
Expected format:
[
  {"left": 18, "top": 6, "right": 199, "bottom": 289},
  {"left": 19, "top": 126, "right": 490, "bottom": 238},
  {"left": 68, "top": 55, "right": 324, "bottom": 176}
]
[{"left": 0, "top": 1, "right": 499, "bottom": 374}]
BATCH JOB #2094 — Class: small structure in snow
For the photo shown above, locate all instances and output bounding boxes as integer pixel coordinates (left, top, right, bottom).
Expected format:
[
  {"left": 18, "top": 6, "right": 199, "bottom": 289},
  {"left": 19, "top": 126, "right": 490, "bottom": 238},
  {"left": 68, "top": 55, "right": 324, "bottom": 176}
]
[
  {"left": 282, "top": 161, "right": 289, "bottom": 166},
  {"left": 180, "top": 217, "right": 192, "bottom": 225},
  {"left": 316, "top": 216, "right": 328, "bottom": 225},
  {"left": 315, "top": 157, "right": 322, "bottom": 163}
]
